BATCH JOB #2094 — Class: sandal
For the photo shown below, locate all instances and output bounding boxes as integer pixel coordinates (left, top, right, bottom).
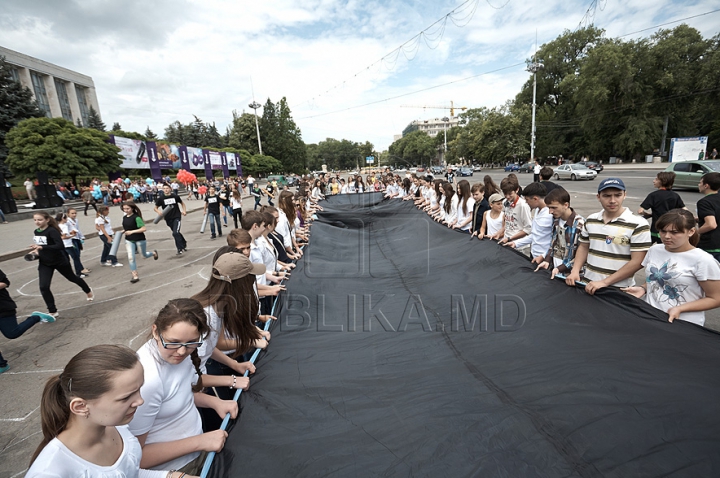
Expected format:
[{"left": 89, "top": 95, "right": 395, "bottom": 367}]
[
  {"left": 153, "top": 250, "right": 159, "bottom": 260},
  {"left": 130, "top": 272, "right": 140, "bottom": 284}
]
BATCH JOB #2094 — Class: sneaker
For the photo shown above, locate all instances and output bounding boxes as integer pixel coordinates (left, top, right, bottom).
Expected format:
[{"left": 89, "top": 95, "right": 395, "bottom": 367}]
[
  {"left": 0, "top": 364, "right": 9, "bottom": 374},
  {"left": 111, "top": 263, "right": 123, "bottom": 267},
  {"left": 81, "top": 269, "right": 91, "bottom": 274},
  {"left": 33, "top": 311, "right": 57, "bottom": 323},
  {"left": 177, "top": 250, "right": 184, "bottom": 255},
  {"left": 153, "top": 250, "right": 159, "bottom": 260},
  {"left": 130, "top": 277, "right": 140, "bottom": 284},
  {"left": 78, "top": 274, "right": 87, "bottom": 278},
  {"left": 211, "top": 235, "right": 216, "bottom": 240},
  {"left": 102, "top": 262, "right": 112, "bottom": 266},
  {"left": 87, "top": 289, "right": 94, "bottom": 301}
]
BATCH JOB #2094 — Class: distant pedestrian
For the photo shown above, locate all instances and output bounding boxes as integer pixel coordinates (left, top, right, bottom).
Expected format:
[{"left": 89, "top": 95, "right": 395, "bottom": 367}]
[
  {"left": 154, "top": 183, "right": 188, "bottom": 255},
  {"left": 533, "top": 160, "right": 541, "bottom": 182},
  {"left": 121, "top": 201, "right": 158, "bottom": 283},
  {"left": 56, "top": 213, "right": 86, "bottom": 278},
  {"left": 637, "top": 172, "right": 685, "bottom": 244},
  {"left": 94, "top": 206, "right": 122, "bottom": 267},
  {"left": 66, "top": 208, "right": 91, "bottom": 275},
  {"left": 696, "top": 172, "right": 720, "bottom": 261},
  {"left": 24, "top": 178, "right": 36, "bottom": 200}
]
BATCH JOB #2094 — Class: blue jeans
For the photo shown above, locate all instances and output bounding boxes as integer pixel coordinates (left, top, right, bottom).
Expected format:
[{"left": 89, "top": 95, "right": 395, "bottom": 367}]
[
  {"left": 208, "top": 213, "right": 222, "bottom": 237},
  {"left": 0, "top": 208, "right": 6, "bottom": 222},
  {"left": 125, "top": 240, "right": 154, "bottom": 272},
  {"left": 0, "top": 314, "right": 42, "bottom": 368},
  {"left": 65, "top": 246, "right": 85, "bottom": 276},
  {"left": 223, "top": 205, "right": 232, "bottom": 225},
  {"left": 99, "top": 235, "right": 118, "bottom": 264}
]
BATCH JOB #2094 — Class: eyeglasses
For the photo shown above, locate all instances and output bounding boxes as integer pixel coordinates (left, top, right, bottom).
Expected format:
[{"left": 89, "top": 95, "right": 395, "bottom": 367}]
[{"left": 158, "top": 332, "right": 203, "bottom": 350}]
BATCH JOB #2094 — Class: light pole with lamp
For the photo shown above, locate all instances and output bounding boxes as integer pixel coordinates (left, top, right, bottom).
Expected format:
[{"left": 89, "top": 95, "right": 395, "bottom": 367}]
[
  {"left": 248, "top": 100, "right": 263, "bottom": 155},
  {"left": 527, "top": 60, "right": 543, "bottom": 162},
  {"left": 442, "top": 116, "right": 449, "bottom": 166}
]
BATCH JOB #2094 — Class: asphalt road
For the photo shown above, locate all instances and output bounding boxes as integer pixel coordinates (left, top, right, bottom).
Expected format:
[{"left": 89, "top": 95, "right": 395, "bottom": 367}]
[{"left": 0, "top": 169, "right": 716, "bottom": 477}]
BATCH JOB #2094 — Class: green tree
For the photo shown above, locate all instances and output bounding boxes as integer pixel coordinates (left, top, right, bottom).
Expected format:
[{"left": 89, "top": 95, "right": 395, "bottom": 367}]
[
  {"left": 144, "top": 126, "right": 157, "bottom": 139},
  {"left": 251, "top": 154, "right": 283, "bottom": 175},
  {"left": 260, "top": 97, "right": 306, "bottom": 173},
  {"left": 227, "top": 111, "right": 261, "bottom": 154},
  {"left": 87, "top": 106, "right": 106, "bottom": 131},
  {"left": 390, "top": 130, "right": 435, "bottom": 166},
  {"left": 0, "top": 56, "right": 44, "bottom": 178},
  {"left": 6, "top": 117, "right": 122, "bottom": 186},
  {"left": 112, "top": 122, "right": 122, "bottom": 131}
]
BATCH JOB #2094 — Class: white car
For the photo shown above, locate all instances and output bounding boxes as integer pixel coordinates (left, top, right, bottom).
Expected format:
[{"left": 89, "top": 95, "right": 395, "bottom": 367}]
[{"left": 553, "top": 163, "right": 597, "bottom": 181}]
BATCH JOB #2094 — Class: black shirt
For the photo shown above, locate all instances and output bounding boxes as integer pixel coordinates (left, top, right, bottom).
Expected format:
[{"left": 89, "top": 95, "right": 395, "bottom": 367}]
[
  {"left": 205, "top": 194, "right": 221, "bottom": 215},
  {"left": 640, "top": 189, "right": 685, "bottom": 234},
  {"left": 218, "top": 190, "right": 230, "bottom": 207},
  {"left": 155, "top": 192, "right": 183, "bottom": 222},
  {"left": 540, "top": 180, "right": 562, "bottom": 194},
  {"left": 123, "top": 214, "right": 146, "bottom": 242},
  {"left": 34, "top": 227, "right": 68, "bottom": 266},
  {"left": 697, "top": 193, "right": 720, "bottom": 251},
  {"left": 269, "top": 231, "right": 290, "bottom": 264},
  {"left": 0, "top": 268, "right": 17, "bottom": 317},
  {"left": 472, "top": 198, "right": 490, "bottom": 233}
]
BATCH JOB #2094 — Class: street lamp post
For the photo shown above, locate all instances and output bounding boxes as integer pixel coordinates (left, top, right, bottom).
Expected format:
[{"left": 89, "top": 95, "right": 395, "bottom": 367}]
[
  {"left": 527, "top": 61, "right": 543, "bottom": 162},
  {"left": 248, "top": 101, "right": 263, "bottom": 155},
  {"left": 442, "top": 116, "right": 449, "bottom": 166}
]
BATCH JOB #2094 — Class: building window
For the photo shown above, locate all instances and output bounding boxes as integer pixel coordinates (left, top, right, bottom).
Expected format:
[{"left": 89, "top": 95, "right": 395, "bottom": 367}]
[
  {"left": 75, "top": 85, "right": 89, "bottom": 126},
  {"left": 30, "top": 71, "right": 51, "bottom": 117},
  {"left": 9, "top": 67, "right": 20, "bottom": 83},
  {"left": 54, "top": 79, "right": 73, "bottom": 121}
]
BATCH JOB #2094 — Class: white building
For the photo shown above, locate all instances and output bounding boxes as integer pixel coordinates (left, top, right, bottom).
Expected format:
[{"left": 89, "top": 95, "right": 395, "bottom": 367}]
[
  {"left": 1, "top": 45, "right": 101, "bottom": 126},
  {"left": 402, "top": 117, "right": 461, "bottom": 138}
]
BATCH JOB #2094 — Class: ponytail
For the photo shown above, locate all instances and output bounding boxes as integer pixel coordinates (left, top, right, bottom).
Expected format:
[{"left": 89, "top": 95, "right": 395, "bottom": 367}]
[
  {"left": 31, "top": 375, "right": 70, "bottom": 464},
  {"left": 190, "top": 349, "right": 204, "bottom": 393}
]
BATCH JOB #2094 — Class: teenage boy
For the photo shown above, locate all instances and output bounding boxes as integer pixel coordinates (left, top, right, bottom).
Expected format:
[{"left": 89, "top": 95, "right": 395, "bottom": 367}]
[
  {"left": 154, "top": 183, "right": 187, "bottom": 255},
  {"left": 506, "top": 182, "right": 552, "bottom": 260},
  {"left": 203, "top": 186, "right": 222, "bottom": 239},
  {"left": 567, "top": 178, "right": 651, "bottom": 294},
  {"left": 218, "top": 184, "right": 231, "bottom": 226},
  {"left": 697, "top": 172, "right": 720, "bottom": 261},
  {"left": 470, "top": 183, "right": 489, "bottom": 237},
  {"left": 497, "top": 177, "right": 532, "bottom": 246},
  {"left": 534, "top": 187, "right": 585, "bottom": 279},
  {"left": 539, "top": 167, "right": 561, "bottom": 194},
  {"left": 637, "top": 171, "right": 685, "bottom": 243},
  {"left": 241, "top": 211, "right": 285, "bottom": 304}
]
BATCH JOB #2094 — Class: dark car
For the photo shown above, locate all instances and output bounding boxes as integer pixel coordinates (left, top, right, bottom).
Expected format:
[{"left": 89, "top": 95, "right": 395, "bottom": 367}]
[
  {"left": 504, "top": 163, "right": 520, "bottom": 172},
  {"left": 430, "top": 166, "right": 444, "bottom": 175},
  {"left": 286, "top": 176, "right": 299, "bottom": 187},
  {"left": 585, "top": 161, "right": 604, "bottom": 172},
  {"left": 458, "top": 167, "right": 473, "bottom": 177},
  {"left": 518, "top": 162, "right": 533, "bottom": 173}
]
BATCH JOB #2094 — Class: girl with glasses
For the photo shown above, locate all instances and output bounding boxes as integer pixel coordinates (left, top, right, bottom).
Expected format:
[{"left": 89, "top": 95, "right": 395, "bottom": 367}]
[
  {"left": 128, "top": 299, "right": 237, "bottom": 474},
  {"left": 27, "top": 345, "right": 188, "bottom": 477}
]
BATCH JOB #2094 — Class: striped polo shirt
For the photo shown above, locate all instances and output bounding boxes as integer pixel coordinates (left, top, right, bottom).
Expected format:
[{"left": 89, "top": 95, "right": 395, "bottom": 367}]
[{"left": 579, "top": 207, "right": 651, "bottom": 287}]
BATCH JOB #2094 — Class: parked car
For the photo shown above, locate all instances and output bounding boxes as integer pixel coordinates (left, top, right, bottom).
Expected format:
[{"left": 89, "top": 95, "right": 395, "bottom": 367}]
[
  {"left": 266, "top": 174, "right": 288, "bottom": 186},
  {"left": 664, "top": 160, "right": 720, "bottom": 190},
  {"left": 504, "top": 163, "right": 520, "bottom": 172},
  {"left": 473, "top": 164, "right": 482, "bottom": 172},
  {"left": 458, "top": 167, "right": 473, "bottom": 177},
  {"left": 430, "top": 166, "right": 444, "bottom": 175},
  {"left": 585, "top": 161, "right": 604, "bottom": 172},
  {"left": 417, "top": 167, "right": 425, "bottom": 172},
  {"left": 518, "top": 162, "right": 533, "bottom": 173},
  {"left": 553, "top": 163, "right": 597, "bottom": 181},
  {"left": 286, "top": 176, "right": 299, "bottom": 187}
]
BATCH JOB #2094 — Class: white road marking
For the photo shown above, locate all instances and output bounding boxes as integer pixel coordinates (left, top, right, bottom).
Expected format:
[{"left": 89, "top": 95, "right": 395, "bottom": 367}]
[
  {"left": 3, "top": 369, "right": 62, "bottom": 375},
  {"left": 3, "top": 431, "right": 41, "bottom": 452},
  {"left": 0, "top": 406, "right": 39, "bottom": 422}
]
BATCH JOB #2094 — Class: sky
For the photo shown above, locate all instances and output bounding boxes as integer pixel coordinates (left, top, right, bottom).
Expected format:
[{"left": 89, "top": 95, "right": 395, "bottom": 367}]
[{"left": 1, "top": 0, "right": 718, "bottom": 152}]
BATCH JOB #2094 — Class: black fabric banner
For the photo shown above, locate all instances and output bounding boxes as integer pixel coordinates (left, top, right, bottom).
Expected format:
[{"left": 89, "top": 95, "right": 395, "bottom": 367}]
[{"left": 211, "top": 192, "right": 720, "bottom": 477}]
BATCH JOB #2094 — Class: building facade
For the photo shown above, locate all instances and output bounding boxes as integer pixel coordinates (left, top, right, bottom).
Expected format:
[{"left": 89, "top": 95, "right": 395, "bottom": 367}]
[
  {"left": 401, "top": 117, "right": 461, "bottom": 138},
  {"left": 1, "top": 45, "right": 101, "bottom": 126}
]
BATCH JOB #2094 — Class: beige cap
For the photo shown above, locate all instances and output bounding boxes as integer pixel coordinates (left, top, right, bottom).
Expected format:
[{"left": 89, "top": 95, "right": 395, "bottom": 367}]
[
  {"left": 488, "top": 193, "right": 504, "bottom": 203},
  {"left": 212, "top": 252, "right": 266, "bottom": 283}
]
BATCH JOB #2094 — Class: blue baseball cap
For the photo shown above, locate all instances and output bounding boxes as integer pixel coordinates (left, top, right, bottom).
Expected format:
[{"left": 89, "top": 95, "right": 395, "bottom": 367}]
[{"left": 597, "top": 177, "right": 626, "bottom": 192}]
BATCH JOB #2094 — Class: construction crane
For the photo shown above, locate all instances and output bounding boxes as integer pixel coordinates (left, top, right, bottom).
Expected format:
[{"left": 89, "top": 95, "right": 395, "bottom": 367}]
[{"left": 400, "top": 101, "right": 468, "bottom": 117}]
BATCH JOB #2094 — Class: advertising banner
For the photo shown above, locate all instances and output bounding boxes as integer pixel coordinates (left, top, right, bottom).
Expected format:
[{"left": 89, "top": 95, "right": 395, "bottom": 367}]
[
  {"left": 187, "top": 147, "right": 205, "bottom": 170},
  {"left": 670, "top": 137, "right": 709, "bottom": 162},
  {"left": 220, "top": 152, "right": 230, "bottom": 178},
  {"left": 110, "top": 135, "right": 149, "bottom": 169},
  {"left": 177, "top": 146, "right": 191, "bottom": 171},
  {"left": 202, "top": 150, "right": 213, "bottom": 180}
]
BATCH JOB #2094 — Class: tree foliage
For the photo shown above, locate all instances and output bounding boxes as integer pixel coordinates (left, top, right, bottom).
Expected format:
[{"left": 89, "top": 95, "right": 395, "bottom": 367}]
[
  {"left": 164, "top": 116, "right": 226, "bottom": 149},
  {"left": 144, "top": 126, "right": 157, "bottom": 139},
  {"left": 0, "top": 56, "right": 44, "bottom": 177},
  {"left": 111, "top": 122, "right": 122, "bottom": 131},
  {"left": 6, "top": 117, "right": 122, "bottom": 183},
  {"left": 87, "top": 106, "right": 106, "bottom": 131},
  {"left": 259, "top": 97, "right": 306, "bottom": 173},
  {"left": 389, "top": 130, "right": 436, "bottom": 166}
]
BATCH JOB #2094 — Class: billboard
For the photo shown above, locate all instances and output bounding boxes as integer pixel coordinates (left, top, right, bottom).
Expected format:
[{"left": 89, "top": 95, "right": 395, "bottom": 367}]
[
  {"left": 670, "top": 137, "right": 708, "bottom": 162},
  {"left": 110, "top": 135, "right": 148, "bottom": 169}
]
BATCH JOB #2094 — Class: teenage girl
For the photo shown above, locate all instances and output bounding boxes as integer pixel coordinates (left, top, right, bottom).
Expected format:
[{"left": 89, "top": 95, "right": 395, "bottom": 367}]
[
  {"left": 441, "top": 182, "right": 458, "bottom": 227},
  {"left": 30, "top": 212, "right": 93, "bottom": 317},
  {"left": 623, "top": 209, "right": 720, "bottom": 325},
  {"left": 56, "top": 213, "right": 86, "bottom": 278},
  {"left": 452, "top": 179, "right": 476, "bottom": 232},
  {"left": 27, "top": 345, "right": 190, "bottom": 477},
  {"left": 231, "top": 189, "right": 243, "bottom": 229},
  {"left": 66, "top": 208, "right": 91, "bottom": 275},
  {"left": 128, "top": 299, "right": 237, "bottom": 473},
  {"left": 122, "top": 202, "right": 159, "bottom": 284}
]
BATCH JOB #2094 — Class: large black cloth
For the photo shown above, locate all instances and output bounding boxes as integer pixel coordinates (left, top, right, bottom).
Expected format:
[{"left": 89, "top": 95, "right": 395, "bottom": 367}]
[{"left": 210, "top": 192, "right": 720, "bottom": 478}]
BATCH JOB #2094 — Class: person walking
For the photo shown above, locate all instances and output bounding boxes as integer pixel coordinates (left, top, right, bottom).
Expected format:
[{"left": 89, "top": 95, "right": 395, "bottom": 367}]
[
  {"left": 121, "top": 202, "right": 158, "bottom": 284},
  {"left": 29, "top": 211, "right": 94, "bottom": 317},
  {"left": 533, "top": 159, "right": 541, "bottom": 183},
  {"left": 231, "top": 188, "right": 243, "bottom": 229},
  {"left": 204, "top": 186, "right": 223, "bottom": 240},
  {"left": 56, "top": 213, "right": 87, "bottom": 278},
  {"left": 24, "top": 177, "right": 36, "bottom": 200},
  {"left": 95, "top": 206, "right": 122, "bottom": 267},
  {"left": 251, "top": 183, "right": 264, "bottom": 210},
  {"left": 65, "top": 208, "right": 91, "bottom": 275},
  {"left": 81, "top": 187, "right": 97, "bottom": 216}
]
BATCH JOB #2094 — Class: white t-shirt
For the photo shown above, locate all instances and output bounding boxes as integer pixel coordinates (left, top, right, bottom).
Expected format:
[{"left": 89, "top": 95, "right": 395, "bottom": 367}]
[
  {"left": 276, "top": 209, "right": 292, "bottom": 249},
  {"left": 197, "top": 305, "right": 222, "bottom": 373},
  {"left": 26, "top": 425, "right": 166, "bottom": 478},
  {"left": 66, "top": 217, "right": 84, "bottom": 240},
  {"left": 250, "top": 240, "right": 268, "bottom": 287},
  {"left": 642, "top": 244, "right": 720, "bottom": 326},
  {"left": 95, "top": 216, "right": 114, "bottom": 237},
  {"left": 514, "top": 207, "right": 553, "bottom": 258},
  {"left": 485, "top": 210, "right": 503, "bottom": 237},
  {"left": 128, "top": 341, "right": 202, "bottom": 471},
  {"left": 59, "top": 223, "right": 74, "bottom": 248},
  {"left": 455, "top": 197, "right": 476, "bottom": 231}
]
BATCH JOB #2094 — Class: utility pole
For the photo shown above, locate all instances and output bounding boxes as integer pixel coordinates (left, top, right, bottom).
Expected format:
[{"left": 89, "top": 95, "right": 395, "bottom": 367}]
[
  {"left": 442, "top": 116, "right": 449, "bottom": 166},
  {"left": 527, "top": 36, "right": 543, "bottom": 162}
]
